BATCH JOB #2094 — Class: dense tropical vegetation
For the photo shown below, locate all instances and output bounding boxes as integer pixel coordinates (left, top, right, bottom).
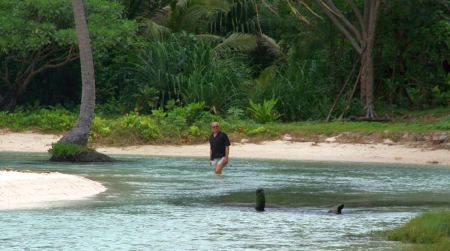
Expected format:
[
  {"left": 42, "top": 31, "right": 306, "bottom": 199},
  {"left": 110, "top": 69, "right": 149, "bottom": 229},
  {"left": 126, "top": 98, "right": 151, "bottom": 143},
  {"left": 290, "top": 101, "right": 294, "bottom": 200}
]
[{"left": 0, "top": 0, "right": 448, "bottom": 142}]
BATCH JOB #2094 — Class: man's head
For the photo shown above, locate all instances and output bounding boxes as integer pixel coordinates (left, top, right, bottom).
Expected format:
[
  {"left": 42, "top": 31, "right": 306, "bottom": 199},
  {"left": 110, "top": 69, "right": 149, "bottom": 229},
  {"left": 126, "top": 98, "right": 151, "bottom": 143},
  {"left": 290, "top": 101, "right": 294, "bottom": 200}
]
[{"left": 211, "top": 122, "right": 220, "bottom": 133}]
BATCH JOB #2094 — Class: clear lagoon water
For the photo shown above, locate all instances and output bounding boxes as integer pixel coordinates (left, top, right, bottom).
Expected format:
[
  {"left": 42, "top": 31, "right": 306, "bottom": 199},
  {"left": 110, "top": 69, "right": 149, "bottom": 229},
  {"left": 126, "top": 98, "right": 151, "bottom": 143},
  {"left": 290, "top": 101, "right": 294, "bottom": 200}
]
[{"left": 1, "top": 152, "right": 450, "bottom": 250}]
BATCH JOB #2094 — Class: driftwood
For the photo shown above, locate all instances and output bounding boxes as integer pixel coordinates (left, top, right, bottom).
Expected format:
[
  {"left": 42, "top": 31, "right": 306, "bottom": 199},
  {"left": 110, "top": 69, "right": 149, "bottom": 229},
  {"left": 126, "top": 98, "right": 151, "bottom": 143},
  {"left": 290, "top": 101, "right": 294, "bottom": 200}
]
[
  {"left": 328, "top": 204, "right": 344, "bottom": 214},
  {"left": 255, "top": 188, "right": 266, "bottom": 212}
]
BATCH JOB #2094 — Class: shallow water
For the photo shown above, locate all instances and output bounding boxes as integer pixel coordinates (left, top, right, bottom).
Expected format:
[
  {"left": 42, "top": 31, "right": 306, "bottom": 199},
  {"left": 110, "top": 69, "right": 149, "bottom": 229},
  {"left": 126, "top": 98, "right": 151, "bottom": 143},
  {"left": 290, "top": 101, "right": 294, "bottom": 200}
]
[{"left": 1, "top": 152, "right": 450, "bottom": 250}]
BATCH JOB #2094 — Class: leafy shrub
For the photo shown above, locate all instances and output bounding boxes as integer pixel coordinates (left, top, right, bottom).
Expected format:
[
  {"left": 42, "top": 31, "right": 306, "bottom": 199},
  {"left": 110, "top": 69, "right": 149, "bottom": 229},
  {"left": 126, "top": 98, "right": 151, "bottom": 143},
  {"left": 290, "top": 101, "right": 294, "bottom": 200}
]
[
  {"left": 165, "top": 107, "right": 188, "bottom": 129},
  {"left": 188, "top": 125, "right": 202, "bottom": 137},
  {"left": 185, "top": 102, "right": 206, "bottom": 125},
  {"left": 133, "top": 86, "right": 159, "bottom": 113},
  {"left": 0, "top": 108, "right": 75, "bottom": 132},
  {"left": 151, "top": 108, "right": 167, "bottom": 123},
  {"left": 48, "top": 143, "right": 88, "bottom": 157},
  {"left": 91, "top": 117, "right": 112, "bottom": 137},
  {"left": 248, "top": 99, "right": 280, "bottom": 123},
  {"left": 118, "top": 113, "right": 160, "bottom": 140},
  {"left": 247, "top": 126, "right": 267, "bottom": 135},
  {"left": 227, "top": 106, "right": 245, "bottom": 120}
]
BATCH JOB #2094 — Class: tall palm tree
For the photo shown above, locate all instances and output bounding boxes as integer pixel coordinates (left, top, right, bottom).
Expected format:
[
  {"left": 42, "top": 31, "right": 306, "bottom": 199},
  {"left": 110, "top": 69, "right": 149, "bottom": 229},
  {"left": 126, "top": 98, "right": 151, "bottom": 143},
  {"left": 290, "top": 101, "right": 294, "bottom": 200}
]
[{"left": 59, "top": 0, "right": 96, "bottom": 146}]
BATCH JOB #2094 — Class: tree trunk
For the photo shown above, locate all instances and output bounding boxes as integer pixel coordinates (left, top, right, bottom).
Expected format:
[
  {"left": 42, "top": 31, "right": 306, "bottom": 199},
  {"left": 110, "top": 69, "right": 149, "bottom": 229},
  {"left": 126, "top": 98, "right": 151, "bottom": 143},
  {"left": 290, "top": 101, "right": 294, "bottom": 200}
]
[
  {"left": 0, "top": 87, "right": 20, "bottom": 112},
  {"left": 315, "top": 0, "right": 380, "bottom": 119},
  {"left": 59, "top": 0, "right": 96, "bottom": 146},
  {"left": 360, "top": 44, "right": 375, "bottom": 118}
]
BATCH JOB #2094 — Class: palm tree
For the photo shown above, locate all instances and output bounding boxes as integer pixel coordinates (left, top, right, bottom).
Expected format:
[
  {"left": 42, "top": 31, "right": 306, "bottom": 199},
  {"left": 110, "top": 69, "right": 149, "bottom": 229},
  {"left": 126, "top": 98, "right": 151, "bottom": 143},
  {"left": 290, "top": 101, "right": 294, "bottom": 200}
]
[{"left": 59, "top": 0, "right": 96, "bottom": 146}]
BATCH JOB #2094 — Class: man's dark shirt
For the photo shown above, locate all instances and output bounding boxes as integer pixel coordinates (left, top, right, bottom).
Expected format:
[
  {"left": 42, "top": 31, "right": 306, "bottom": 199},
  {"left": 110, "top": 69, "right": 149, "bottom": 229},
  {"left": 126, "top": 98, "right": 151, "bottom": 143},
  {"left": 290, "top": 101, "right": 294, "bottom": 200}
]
[{"left": 209, "top": 131, "right": 230, "bottom": 160}]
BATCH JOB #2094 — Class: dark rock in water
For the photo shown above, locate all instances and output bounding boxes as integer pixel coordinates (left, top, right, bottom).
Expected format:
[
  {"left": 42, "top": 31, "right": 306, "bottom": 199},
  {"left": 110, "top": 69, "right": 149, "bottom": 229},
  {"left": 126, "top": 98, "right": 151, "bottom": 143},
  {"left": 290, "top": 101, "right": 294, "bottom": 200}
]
[
  {"left": 328, "top": 204, "right": 344, "bottom": 214},
  {"left": 50, "top": 149, "right": 114, "bottom": 162},
  {"left": 255, "top": 188, "right": 265, "bottom": 212}
]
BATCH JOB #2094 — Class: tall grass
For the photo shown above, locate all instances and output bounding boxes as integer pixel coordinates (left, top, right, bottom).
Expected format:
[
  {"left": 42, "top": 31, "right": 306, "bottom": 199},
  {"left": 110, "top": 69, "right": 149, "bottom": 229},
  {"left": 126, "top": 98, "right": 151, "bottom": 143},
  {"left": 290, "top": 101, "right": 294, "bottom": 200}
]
[
  {"left": 385, "top": 211, "right": 450, "bottom": 251},
  {"left": 248, "top": 61, "right": 336, "bottom": 121},
  {"left": 129, "top": 33, "right": 251, "bottom": 113}
]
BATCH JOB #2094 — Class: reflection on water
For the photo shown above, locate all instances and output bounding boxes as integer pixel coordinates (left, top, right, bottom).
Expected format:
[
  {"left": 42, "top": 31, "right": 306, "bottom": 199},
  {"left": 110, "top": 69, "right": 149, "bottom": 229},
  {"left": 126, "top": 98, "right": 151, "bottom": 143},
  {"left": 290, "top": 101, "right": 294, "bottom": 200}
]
[{"left": 1, "top": 152, "right": 450, "bottom": 250}]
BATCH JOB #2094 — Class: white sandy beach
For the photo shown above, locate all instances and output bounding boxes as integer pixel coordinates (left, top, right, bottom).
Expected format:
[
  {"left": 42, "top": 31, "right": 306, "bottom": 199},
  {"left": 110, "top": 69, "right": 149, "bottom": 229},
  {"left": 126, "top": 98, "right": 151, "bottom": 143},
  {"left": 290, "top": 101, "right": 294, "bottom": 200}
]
[
  {"left": 0, "top": 131, "right": 449, "bottom": 166},
  {"left": 0, "top": 170, "right": 106, "bottom": 210}
]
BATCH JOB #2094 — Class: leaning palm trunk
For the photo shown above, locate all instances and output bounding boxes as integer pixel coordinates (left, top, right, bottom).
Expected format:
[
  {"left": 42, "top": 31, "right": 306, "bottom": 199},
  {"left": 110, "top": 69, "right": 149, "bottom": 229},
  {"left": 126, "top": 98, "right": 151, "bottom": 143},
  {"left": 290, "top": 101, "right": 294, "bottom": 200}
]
[{"left": 59, "top": 0, "right": 96, "bottom": 146}]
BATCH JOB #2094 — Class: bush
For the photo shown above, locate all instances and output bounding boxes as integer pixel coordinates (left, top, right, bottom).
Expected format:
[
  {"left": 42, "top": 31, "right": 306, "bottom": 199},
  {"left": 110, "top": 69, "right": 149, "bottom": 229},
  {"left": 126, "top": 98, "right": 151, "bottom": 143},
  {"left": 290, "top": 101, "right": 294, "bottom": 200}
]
[
  {"left": 188, "top": 125, "right": 202, "bottom": 137},
  {"left": 247, "top": 126, "right": 267, "bottom": 135},
  {"left": 118, "top": 113, "right": 160, "bottom": 140},
  {"left": 185, "top": 102, "right": 207, "bottom": 125},
  {"left": 48, "top": 143, "right": 88, "bottom": 158},
  {"left": 227, "top": 106, "right": 245, "bottom": 120},
  {"left": 248, "top": 99, "right": 280, "bottom": 123},
  {"left": 0, "top": 108, "right": 75, "bottom": 132}
]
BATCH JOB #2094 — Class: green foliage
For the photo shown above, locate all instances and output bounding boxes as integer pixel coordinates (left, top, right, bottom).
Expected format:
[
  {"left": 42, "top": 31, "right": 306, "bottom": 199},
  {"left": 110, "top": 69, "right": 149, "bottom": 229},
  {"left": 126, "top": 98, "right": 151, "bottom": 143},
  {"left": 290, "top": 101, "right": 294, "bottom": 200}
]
[
  {"left": 188, "top": 125, "right": 202, "bottom": 136},
  {"left": 0, "top": 108, "right": 75, "bottom": 132},
  {"left": 48, "top": 143, "right": 88, "bottom": 157},
  {"left": 247, "top": 126, "right": 267, "bottom": 135},
  {"left": 385, "top": 211, "right": 450, "bottom": 250},
  {"left": 226, "top": 106, "right": 245, "bottom": 120},
  {"left": 128, "top": 33, "right": 251, "bottom": 113},
  {"left": 425, "top": 116, "right": 450, "bottom": 131},
  {"left": 2, "top": 0, "right": 448, "bottom": 119},
  {"left": 167, "top": 0, "right": 230, "bottom": 33},
  {"left": 184, "top": 102, "right": 207, "bottom": 125},
  {"left": 248, "top": 99, "right": 280, "bottom": 123},
  {"left": 133, "top": 86, "right": 159, "bottom": 113},
  {"left": 118, "top": 113, "right": 160, "bottom": 140},
  {"left": 271, "top": 61, "right": 335, "bottom": 121},
  {"left": 1, "top": 107, "right": 449, "bottom": 145},
  {"left": 0, "top": 0, "right": 138, "bottom": 110},
  {"left": 376, "top": 0, "right": 450, "bottom": 108},
  {"left": 214, "top": 33, "right": 257, "bottom": 52}
]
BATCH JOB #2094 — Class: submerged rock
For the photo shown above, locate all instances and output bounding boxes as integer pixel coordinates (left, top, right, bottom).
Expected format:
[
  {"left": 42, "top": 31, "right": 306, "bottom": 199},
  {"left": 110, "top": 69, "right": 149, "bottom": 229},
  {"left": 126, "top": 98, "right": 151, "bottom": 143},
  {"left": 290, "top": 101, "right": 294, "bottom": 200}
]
[
  {"left": 255, "top": 188, "right": 266, "bottom": 212},
  {"left": 328, "top": 204, "right": 344, "bottom": 214}
]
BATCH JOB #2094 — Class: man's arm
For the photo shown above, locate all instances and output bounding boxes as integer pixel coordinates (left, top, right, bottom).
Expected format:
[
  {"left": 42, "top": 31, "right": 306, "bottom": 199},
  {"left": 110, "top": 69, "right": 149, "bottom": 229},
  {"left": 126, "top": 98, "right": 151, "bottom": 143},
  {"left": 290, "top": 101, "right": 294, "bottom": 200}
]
[{"left": 224, "top": 146, "right": 229, "bottom": 164}]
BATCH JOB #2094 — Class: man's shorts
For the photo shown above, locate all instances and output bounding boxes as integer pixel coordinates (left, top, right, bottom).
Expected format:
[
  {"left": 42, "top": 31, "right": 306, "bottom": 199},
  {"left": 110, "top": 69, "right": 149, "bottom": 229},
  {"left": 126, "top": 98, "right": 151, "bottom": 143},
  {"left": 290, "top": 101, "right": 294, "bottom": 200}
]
[{"left": 210, "top": 157, "right": 226, "bottom": 167}]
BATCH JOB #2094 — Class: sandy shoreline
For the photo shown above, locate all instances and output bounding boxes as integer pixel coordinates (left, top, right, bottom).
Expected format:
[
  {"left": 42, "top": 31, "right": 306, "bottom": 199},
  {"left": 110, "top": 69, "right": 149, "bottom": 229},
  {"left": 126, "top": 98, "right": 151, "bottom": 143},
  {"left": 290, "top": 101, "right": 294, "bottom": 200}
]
[
  {"left": 0, "top": 131, "right": 449, "bottom": 166},
  {"left": 0, "top": 169, "right": 106, "bottom": 210}
]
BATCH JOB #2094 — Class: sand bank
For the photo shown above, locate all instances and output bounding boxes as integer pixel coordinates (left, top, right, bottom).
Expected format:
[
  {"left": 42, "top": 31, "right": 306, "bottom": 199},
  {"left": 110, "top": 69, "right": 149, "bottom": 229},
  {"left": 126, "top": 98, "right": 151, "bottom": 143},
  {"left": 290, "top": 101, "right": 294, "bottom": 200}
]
[
  {"left": 98, "top": 140, "right": 450, "bottom": 166},
  {"left": 0, "top": 131, "right": 448, "bottom": 166},
  {"left": 0, "top": 169, "right": 106, "bottom": 210}
]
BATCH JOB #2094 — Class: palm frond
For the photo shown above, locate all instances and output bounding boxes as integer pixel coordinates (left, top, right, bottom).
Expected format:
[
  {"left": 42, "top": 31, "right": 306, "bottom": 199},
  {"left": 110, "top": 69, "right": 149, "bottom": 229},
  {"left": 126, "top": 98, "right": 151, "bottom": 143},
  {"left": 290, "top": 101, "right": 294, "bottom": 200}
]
[
  {"left": 138, "top": 18, "right": 171, "bottom": 40},
  {"left": 214, "top": 32, "right": 257, "bottom": 52},
  {"left": 258, "top": 34, "right": 282, "bottom": 58},
  {"left": 196, "top": 33, "right": 224, "bottom": 43}
]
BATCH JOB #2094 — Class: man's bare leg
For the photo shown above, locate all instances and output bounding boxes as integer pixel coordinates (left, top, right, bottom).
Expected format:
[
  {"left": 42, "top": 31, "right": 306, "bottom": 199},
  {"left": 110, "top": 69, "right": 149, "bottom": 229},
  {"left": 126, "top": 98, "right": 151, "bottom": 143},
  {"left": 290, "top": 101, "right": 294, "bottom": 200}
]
[{"left": 215, "top": 163, "right": 224, "bottom": 175}]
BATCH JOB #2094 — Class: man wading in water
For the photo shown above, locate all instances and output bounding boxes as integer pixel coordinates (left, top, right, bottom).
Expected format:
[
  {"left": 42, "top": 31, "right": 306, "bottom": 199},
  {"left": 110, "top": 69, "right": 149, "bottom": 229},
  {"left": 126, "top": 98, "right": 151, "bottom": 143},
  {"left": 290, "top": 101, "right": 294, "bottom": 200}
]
[{"left": 209, "top": 122, "right": 230, "bottom": 175}]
